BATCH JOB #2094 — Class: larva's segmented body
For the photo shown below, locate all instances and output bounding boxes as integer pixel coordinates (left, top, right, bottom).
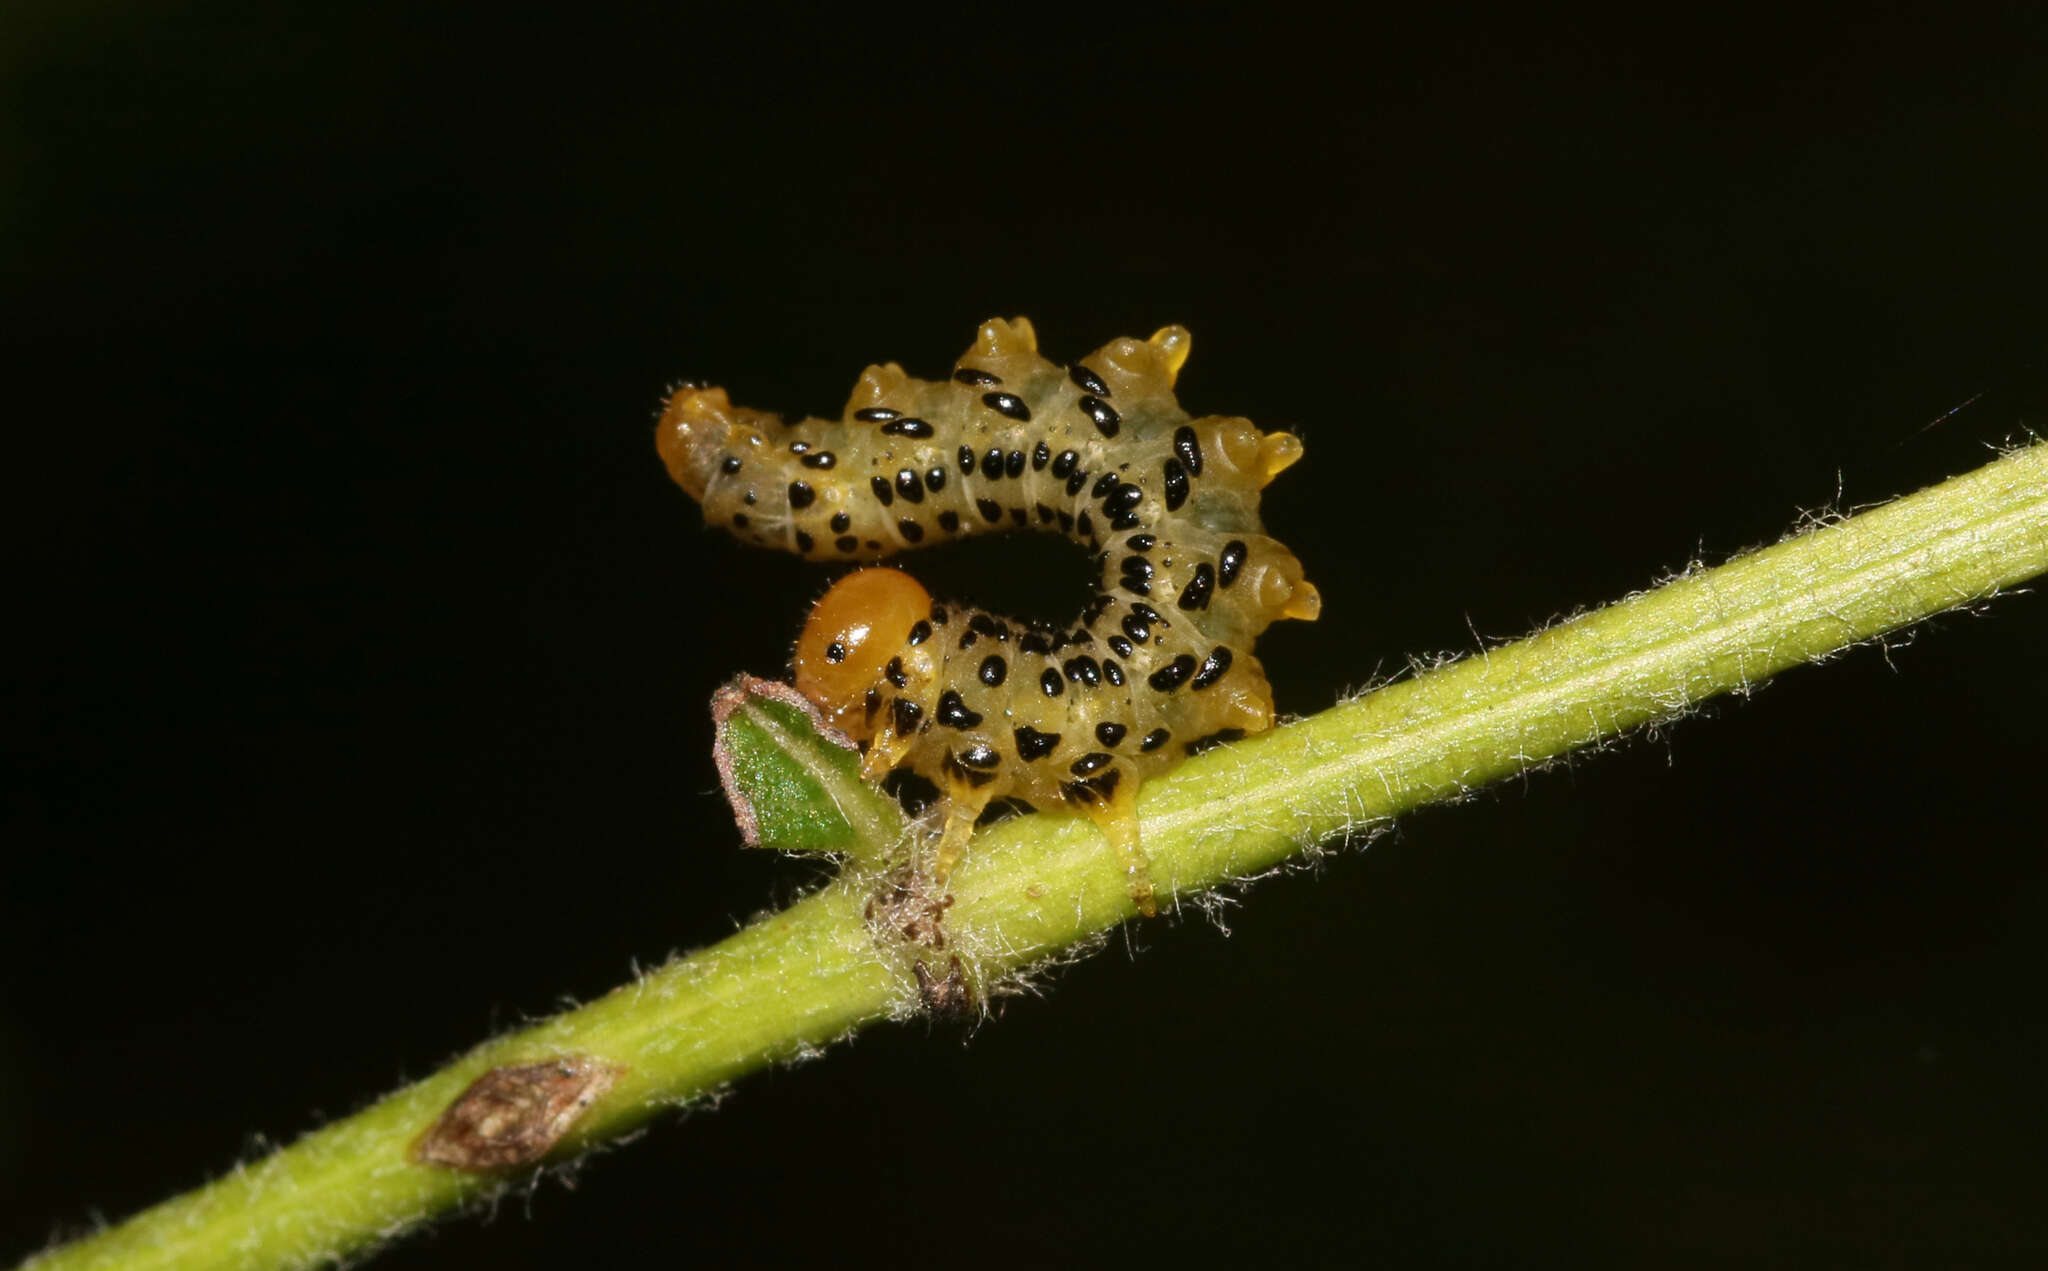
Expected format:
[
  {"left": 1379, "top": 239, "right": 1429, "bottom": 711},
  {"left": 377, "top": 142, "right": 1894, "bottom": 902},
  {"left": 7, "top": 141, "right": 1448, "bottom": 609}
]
[{"left": 658, "top": 318, "right": 1318, "bottom": 914}]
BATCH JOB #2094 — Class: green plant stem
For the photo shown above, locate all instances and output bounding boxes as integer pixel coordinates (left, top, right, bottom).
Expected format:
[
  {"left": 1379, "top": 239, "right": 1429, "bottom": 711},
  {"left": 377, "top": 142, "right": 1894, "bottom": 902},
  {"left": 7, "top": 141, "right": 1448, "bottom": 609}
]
[{"left": 30, "top": 443, "right": 2048, "bottom": 1271}]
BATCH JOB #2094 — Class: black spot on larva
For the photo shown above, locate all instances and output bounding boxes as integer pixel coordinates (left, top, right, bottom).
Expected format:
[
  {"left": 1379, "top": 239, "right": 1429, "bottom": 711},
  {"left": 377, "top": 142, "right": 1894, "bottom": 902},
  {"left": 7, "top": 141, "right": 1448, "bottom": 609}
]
[
  {"left": 1065, "top": 469, "right": 1089, "bottom": 496},
  {"left": 744, "top": 491, "right": 757, "bottom": 505},
  {"left": 937, "top": 510, "right": 960, "bottom": 533},
  {"left": 1129, "top": 533, "right": 1156, "bottom": 551},
  {"left": 1076, "top": 511, "right": 1095, "bottom": 540},
  {"left": 1102, "top": 659, "right": 1124, "bottom": 686},
  {"left": 1104, "top": 483, "right": 1143, "bottom": 516},
  {"left": 890, "top": 698, "right": 924, "bottom": 735},
  {"left": 925, "top": 467, "right": 946, "bottom": 493},
  {"left": 1131, "top": 602, "right": 1164, "bottom": 627},
  {"left": 1107, "top": 634, "right": 1135, "bottom": 658},
  {"left": 1068, "top": 363, "right": 1109, "bottom": 395},
  {"left": 795, "top": 530, "right": 814, "bottom": 553},
  {"left": 957, "top": 742, "right": 1002, "bottom": 769},
  {"left": 1148, "top": 654, "right": 1197, "bottom": 692},
  {"left": 907, "top": 620, "right": 932, "bottom": 646},
  {"left": 1039, "top": 668, "right": 1064, "bottom": 697},
  {"left": 1005, "top": 450, "right": 1025, "bottom": 478},
  {"left": 825, "top": 641, "right": 848, "bottom": 663},
  {"left": 982, "top": 391, "right": 1030, "bottom": 421},
  {"left": 870, "top": 476, "right": 894, "bottom": 506},
  {"left": 1177, "top": 562, "right": 1215, "bottom": 611},
  {"left": 1058, "top": 510, "right": 1075, "bottom": 533},
  {"left": 836, "top": 535, "right": 858, "bottom": 553},
  {"left": 935, "top": 690, "right": 983, "bottom": 729},
  {"left": 1184, "top": 728, "right": 1246, "bottom": 756},
  {"left": 866, "top": 539, "right": 882, "bottom": 550},
  {"left": 732, "top": 513, "right": 750, "bottom": 529},
  {"left": 788, "top": 481, "right": 816, "bottom": 509},
  {"left": 959, "top": 445, "right": 975, "bottom": 473},
  {"left": 1092, "top": 472, "right": 1120, "bottom": 499},
  {"left": 896, "top": 518, "right": 924, "bottom": 542},
  {"left": 1032, "top": 441, "right": 1050, "bottom": 470},
  {"left": 1051, "top": 449, "right": 1079, "bottom": 479},
  {"left": 1191, "top": 646, "right": 1233, "bottom": 690},
  {"left": 885, "top": 657, "right": 908, "bottom": 689},
  {"left": 1121, "top": 613, "right": 1153, "bottom": 644},
  {"left": 931, "top": 602, "right": 949, "bottom": 624},
  {"left": 981, "top": 448, "right": 1005, "bottom": 480},
  {"left": 1014, "top": 725, "right": 1062, "bottom": 761},
  {"left": 893, "top": 470, "right": 923, "bottom": 502},
  {"left": 1173, "top": 425, "right": 1204, "bottom": 477},
  {"left": 953, "top": 367, "right": 1001, "bottom": 387},
  {"left": 978, "top": 655, "right": 1007, "bottom": 686},
  {"left": 829, "top": 511, "right": 851, "bottom": 533},
  {"left": 855, "top": 407, "right": 900, "bottom": 422},
  {"left": 1060, "top": 768, "right": 1121, "bottom": 805},
  {"left": 865, "top": 688, "right": 882, "bottom": 719},
  {"left": 976, "top": 497, "right": 1003, "bottom": 523},
  {"left": 1063, "top": 656, "right": 1102, "bottom": 687},
  {"left": 720, "top": 455, "right": 742, "bottom": 474},
  {"left": 958, "top": 628, "right": 979, "bottom": 651},
  {"left": 1035, "top": 503, "right": 1055, "bottom": 523},
  {"left": 1162, "top": 457, "right": 1189, "bottom": 511},
  {"left": 1121, "top": 556, "right": 1154, "bottom": 583},
  {"left": 1140, "top": 727, "right": 1170, "bottom": 752},
  {"left": 881, "top": 416, "right": 935, "bottom": 438},
  {"left": 801, "top": 451, "right": 837, "bottom": 470},
  {"left": 1069, "top": 751, "right": 1114, "bottom": 776},
  {"left": 1009, "top": 507, "right": 1028, "bottom": 526},
  {"left": 1078, "top": 395, "right": 1120, "bottom": 438},
  {"left": 1018, "top": 631, "right": 1053, "bottom": 655},
  {"left": 940, "top": 749, "right": 997, "bottom": 787},
  {"left": 1219, "top": 540, "right": 1247, "bottom": 586},
  {"left": 1118, "top": 576, "right": 1150, "bottom": 598},
  {"left": 1095, "top": 721, "right": 1127, "bottom": 747}
]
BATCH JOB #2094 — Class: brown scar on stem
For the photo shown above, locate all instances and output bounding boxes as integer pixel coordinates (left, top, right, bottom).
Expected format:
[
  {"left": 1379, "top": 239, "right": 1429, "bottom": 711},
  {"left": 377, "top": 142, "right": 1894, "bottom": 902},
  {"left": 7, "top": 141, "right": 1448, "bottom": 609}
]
[
  {"left": 914, "top": 955, "right": 974, "bottom": 1020},
  {"left": 866, "top": 864, "right": 977, "bottom": 1017},
  {"left": 864, "top": 861, "right": 955, "bottom": 948},
  {"left": 412, "top": 1056, "right": 623, "bottom": 1172},
  {"left": 709, "top": 673, "right": 860, "bottom": 847}
]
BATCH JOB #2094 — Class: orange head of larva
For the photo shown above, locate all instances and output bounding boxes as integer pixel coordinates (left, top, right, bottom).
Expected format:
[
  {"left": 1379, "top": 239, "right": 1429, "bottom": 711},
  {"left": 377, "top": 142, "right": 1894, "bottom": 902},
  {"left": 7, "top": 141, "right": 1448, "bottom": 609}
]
[
  {"left": 655, "top": 384, "right": 743, "bottom": 501},
  {"left": 793, "top": 568, "right": 935, "bottom": 739}
]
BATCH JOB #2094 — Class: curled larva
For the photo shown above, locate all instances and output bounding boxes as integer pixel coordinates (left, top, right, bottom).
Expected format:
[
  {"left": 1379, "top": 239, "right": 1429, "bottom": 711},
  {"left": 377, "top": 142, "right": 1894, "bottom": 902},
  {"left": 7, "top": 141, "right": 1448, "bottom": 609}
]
[{"left": 657, "top": 318, "right": 1319, "bottom": 915}]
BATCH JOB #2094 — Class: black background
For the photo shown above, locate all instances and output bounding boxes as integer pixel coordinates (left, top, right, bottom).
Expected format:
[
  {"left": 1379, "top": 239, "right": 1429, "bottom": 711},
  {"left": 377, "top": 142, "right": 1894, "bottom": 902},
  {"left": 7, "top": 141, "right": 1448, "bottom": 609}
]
[{"left": 8, "top": 6, "right": 2048, "bottom": 1267}]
